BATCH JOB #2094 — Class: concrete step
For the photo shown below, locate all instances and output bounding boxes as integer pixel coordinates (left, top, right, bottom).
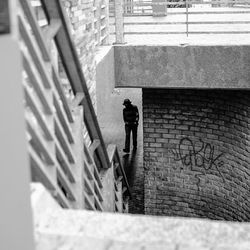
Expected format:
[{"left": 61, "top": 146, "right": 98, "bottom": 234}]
[{"left": 31, "top": 183, "right": 250, "bottom": 250}]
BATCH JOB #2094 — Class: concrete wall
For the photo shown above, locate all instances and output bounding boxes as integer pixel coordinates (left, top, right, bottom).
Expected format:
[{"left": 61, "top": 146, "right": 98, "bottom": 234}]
[
  {"left": 0, "top": 36, "right": 35, "bottom": 250},
  {"left": 143, "top": 89, "right": 250, "bottom": 221},
  {"left": 96, "top": 47, "right": 117, "bottom": 125},
  {"left": 96, "top": 46, "right": 142, "bottom": 147},
  {"left": 96, "top": 47, "right": 144, "bottom": 214},
  {"left": 115, "top": 45, "right": 250, "bottom": 89}
]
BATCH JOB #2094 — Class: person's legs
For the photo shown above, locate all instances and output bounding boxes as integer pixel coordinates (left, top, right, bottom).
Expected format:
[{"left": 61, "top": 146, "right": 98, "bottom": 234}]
[
  {"left": 124, "top": 124, "right": 131, "bottom": 152},
  {"left": 132, "top": 124, "right": 138, "bottom": 149}
]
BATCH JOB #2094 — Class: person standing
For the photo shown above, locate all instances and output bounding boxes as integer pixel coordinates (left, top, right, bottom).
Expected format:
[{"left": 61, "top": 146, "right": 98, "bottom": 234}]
[{"left": 123, "top": 99, "right": 139, "bottom": 153}]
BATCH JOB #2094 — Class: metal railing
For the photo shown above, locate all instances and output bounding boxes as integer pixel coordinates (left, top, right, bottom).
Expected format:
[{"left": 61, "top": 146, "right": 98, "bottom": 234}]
[
  {"left": 18, "top": 0, "right": 129, "bottom": 210},
  {"left": 107, "top": 145, "right": 130, "bottom": 212},
  {"left": 111, "top": 0, "right": 250, "bottom": 41},
  {"left": 122, "top": 0, "right": 250, "bottom": 15}
]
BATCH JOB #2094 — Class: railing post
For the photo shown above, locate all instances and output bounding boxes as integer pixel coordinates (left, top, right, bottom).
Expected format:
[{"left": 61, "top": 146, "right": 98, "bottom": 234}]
[
  {"left": 71, "top": 104, "right": 85, "bottom": 209},
  {"left": 0, "top": 0, "right": 35, "bottom": 249},
  {"left": 114, "top": 0, "right": 125, "bottom": 44}
]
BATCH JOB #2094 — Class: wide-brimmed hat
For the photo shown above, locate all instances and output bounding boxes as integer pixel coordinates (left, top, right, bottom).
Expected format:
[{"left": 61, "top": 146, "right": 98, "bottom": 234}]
[{"left": 123, "top": 99, "right": 131, "bottom": 105}]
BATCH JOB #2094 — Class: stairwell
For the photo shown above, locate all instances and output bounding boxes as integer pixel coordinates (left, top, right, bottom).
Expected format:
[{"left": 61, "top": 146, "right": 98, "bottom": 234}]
[{"left": 1, "top": 0, "right": 250, "bottom": 249}]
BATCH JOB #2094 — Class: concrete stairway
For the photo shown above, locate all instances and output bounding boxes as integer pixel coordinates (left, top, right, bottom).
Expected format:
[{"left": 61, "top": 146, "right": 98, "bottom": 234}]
[{"left": 32, "top": 183, "right": 250, "bottom": 250}]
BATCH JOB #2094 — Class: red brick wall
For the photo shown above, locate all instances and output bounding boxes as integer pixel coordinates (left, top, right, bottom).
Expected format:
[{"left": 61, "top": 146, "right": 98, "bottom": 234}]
[{"left": 143, "top": 89, "right": 250, "bottom": 221}]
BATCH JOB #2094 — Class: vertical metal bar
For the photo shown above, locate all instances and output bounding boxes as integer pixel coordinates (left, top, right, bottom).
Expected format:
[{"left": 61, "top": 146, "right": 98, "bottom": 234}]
[{"left": 186, "top": 0, "right": 189, "bottom": 37}]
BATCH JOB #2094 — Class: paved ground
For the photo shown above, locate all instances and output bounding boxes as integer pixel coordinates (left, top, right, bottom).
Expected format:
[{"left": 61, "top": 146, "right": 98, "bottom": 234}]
[{"left": 98, "top": 88, "right": 145, "bottom": 214}]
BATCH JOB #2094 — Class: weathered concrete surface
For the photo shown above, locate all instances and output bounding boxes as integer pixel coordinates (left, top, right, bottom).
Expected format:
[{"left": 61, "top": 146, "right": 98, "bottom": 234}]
[
  {"left": 33, "top": 183, "right": 250, "bottom": 250},
  {"left": 114, "top": 45, "right": 250, "bottom": 89}
]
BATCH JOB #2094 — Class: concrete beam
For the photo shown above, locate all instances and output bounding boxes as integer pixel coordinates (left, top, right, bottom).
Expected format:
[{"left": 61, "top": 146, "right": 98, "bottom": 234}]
[
  {"left": 114, "top": 45, "right": 250, "bottom": 89},
  {"left": 0, "top": 36, "right": 35, "bottom": 250},
  {"left": 0, "top": 1, "right": 35, "bottom": 249}
]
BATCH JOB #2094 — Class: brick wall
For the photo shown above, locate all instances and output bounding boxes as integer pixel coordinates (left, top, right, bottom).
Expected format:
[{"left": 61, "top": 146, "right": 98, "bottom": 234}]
[
  {"left": 62, "top": 0, "right": 108, "bottom": 109},
  {"left": 143, "top": 89, "right": 250, "bottom": 221}
]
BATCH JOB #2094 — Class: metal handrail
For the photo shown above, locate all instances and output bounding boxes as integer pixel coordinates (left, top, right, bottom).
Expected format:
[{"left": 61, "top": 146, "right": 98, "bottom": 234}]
[
  {"left": 20, "top": 0, "right": 130, "bottom": 210},
  {"left": 40, "top": 0, "right": 111, "bottom": 170},
  {"left": 107, "top": 144, "right": 131, "bottom": 197},
  {"left": 107, "top": 144, "right": 131, "bottom": 212},
  {"left": 123, "top": 0, "right": 250, "bottom": 8},
  {"left": 111, "top": 0, "right": 250, "bottom": 39}
]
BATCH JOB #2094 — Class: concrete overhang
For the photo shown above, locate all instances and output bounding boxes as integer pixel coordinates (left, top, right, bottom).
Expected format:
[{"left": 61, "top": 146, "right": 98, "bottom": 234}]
[{"left": 114, "top": 45, "right": 250, "bottom": 89}]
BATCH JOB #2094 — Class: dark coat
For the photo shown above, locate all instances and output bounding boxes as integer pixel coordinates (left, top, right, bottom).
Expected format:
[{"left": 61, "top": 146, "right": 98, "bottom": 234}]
[{"left": 123, "top": 104, "right": 139, "bottom": 125}]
